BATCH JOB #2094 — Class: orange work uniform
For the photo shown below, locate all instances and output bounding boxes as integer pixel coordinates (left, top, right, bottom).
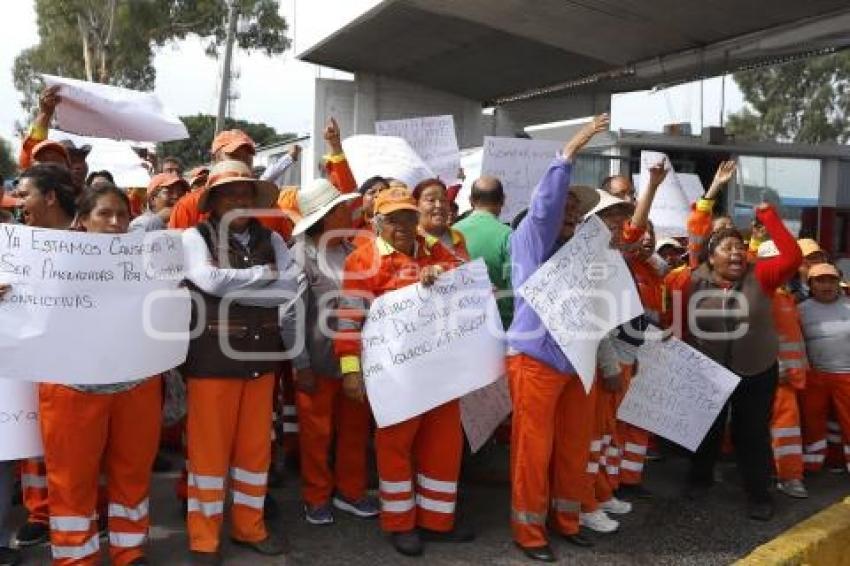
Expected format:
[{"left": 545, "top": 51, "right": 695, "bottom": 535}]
[
  {"left": 770, "top": 289, "right": 807, "bottom": 480},
  {"left": 334, "top": 235, "right": 461, "bottom": 533},
  {"left": 39, "top": 378, "right": 162, "bottom": 566}
]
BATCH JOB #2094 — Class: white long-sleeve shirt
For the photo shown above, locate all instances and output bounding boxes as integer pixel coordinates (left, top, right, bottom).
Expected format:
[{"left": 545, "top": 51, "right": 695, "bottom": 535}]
[{"left": 182, "top": 226, "right": 298, "bottom": 308}]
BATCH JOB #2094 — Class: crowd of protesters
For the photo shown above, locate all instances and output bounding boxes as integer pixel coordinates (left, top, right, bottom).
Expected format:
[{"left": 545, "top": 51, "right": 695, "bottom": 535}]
[{"left": 0, "top": 85, "right": 849, "bottom": 566}]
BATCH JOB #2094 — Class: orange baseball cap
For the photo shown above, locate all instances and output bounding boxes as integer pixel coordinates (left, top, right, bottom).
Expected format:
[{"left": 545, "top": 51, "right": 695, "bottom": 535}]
[
  {"left": 31, "top": 140, "right": 70, "bottom": 165},
  {"left": 211, "top": 130, "right": 255, "bottom": 155},
  {"left": 147, "top": 173, "right": 189, "bottom": 195},
  {"left": 374, "top": 186, "right": 418, "bottom": 216},
  {"left": 187, "top": 166, "right": 210, "bottom": 187},
  {"left": 807, "top": 263, "right": 840, "bottom": 280}
]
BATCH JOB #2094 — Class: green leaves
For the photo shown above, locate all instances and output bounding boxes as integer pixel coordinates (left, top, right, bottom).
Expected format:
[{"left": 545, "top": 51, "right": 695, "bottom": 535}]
[{"left": 727, "top": 52, "right": 850, "bottom": 144}]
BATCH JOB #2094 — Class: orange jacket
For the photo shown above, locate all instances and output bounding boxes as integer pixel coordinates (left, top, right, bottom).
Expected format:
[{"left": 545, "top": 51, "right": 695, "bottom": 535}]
[
  {"left": 687, "top": 198, "right": 714, "bottom": 269},
  {"left": 324, "top": 152, "right": 365, "bottom": 230},
  {"left": 772, "top": 288, "right": 808, "bottom": 388},
  {"left": 627, "top": 256, "right": 665, "bottom": 326},
  {"left": 334, "top": 235, "right": 461, "bottom": 373},
  {"left": 18, "top": 124, "right": 48, "bottom": 170},
  {"left": 421, "top": 228, "right": 470, "bottom": 263}
]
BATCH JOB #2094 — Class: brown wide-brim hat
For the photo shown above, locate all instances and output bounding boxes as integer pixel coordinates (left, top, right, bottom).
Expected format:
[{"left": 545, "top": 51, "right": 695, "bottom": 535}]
[{"left": 198, "top": 159, "right": 279, "bottom": 213}]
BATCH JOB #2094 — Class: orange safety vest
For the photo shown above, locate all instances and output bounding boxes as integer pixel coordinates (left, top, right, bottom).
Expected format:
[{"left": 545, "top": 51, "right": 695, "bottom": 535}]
[{"left": 772, "top": 288, "right": 808, "bottom": 388}]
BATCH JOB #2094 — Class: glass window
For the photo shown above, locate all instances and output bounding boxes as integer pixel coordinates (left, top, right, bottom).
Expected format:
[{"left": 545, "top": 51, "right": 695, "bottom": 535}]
[{"left": 736, "top": 156, "right": 821, "bottom": 236}]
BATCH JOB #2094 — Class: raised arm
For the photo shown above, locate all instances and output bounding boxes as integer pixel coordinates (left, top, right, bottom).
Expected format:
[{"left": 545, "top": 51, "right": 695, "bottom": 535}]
[
  {"left": 260, "top": 147, "right": 298, "bottom": 184},
  {"left": 19, "top": 85, "right": 60, "bottom": 169},
  {"left": 687, "top": 160, "right": 737, "bottom": 268},
  {"left": 754, "top": 204, "right": 802, "bottom": 292},
  {"left": 630, "top": 159, "right": 667, "bottom": 229}
]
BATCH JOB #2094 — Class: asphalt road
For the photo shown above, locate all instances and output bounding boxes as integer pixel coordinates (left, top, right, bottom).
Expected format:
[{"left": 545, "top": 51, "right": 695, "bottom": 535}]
[{"left": 12, "top": 443, "right": 850, "bottom": 565}]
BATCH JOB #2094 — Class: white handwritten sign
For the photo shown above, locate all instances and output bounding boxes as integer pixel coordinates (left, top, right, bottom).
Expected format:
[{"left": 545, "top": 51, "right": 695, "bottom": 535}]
[
  {"left": 517, "top": 216, "right": 643, "bottom": 392},
  {"left": 617, "top": 335, "right": 740, "bottom": 451},
  {"left": 0, "top": 225, "right": 190, "bottom": 384},
  {"left": 480, "top": 137, "right": 563, "bottom": 223},
  {"left": 50, "top": 130, "right": 152, "bottom": 188},
  {"left": 638, "top": 151, "right": 691, "bottom": 238},
  {"left": 342, "top": 135, "right": 435, "bottom": 189},
  {"left": 0, "top": 381, "right": 43, "bottom": 461},
  {"left": 42, "top": 74, "right": 189, "bottom": 142},
  {"left": 460, "top": 375, "right": 512, "bottom": 453},
  {"left": 362, "top": 259, "right": 505, "bottom": 428},
  {"left": 375, "top": 115, "right": 460, "bottom": 182}
]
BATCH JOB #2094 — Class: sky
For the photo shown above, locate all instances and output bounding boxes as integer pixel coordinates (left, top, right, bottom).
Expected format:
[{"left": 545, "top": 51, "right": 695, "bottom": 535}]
[{"left": 1, "top": 0, "right": 747, "bottom": 149}]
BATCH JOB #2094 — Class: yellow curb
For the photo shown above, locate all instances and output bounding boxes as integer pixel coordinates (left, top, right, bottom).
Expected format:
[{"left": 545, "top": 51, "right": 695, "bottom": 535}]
[{"left": 736, "top": 496, "right": 850, "bottom": 566}]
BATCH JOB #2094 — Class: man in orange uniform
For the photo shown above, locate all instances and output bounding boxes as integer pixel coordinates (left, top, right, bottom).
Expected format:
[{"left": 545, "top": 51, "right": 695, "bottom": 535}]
[
  {"left": 334, "top": 188, "right": 469, "bottom": 557},
  {"left": 756, "top": 241, "right": 809, "bottom": 498}
]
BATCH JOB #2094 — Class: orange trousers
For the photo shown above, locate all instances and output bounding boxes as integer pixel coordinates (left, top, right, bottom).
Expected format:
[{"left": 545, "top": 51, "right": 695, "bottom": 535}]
[
  {"left": 186, "top": 374, "right": 274, "bottom": 553},
  {"left": 615, "top": 368, "right": 651, "bottom": 486},
  {"left": 376, "top": 399, "right": 462, "bottom": 533},
  {"left": 296, "top": 376, "right": 370, "bottom": 506},
  {"left": 771, "top": 384, "right": 804, "bottom": 481},
  {"left": 592, "top": 385, "right": 620, "bottom": 505},
  {"left": 21, "top": 458, "right": 49, "bottom": 525},
  {"left": 508, "top": 354, "right": 596, "bottom": 548},
  {"left": 800, "top": 371, "right": 850, "bottom": 473},
  {"left": 39, "top": 378, "right": 162, "bottom": 566}
]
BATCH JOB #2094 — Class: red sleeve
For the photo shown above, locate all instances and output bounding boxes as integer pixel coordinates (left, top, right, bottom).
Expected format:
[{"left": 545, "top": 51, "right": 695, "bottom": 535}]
[{"left": 754, "top": 205, "right": 802, "bottom": 293}]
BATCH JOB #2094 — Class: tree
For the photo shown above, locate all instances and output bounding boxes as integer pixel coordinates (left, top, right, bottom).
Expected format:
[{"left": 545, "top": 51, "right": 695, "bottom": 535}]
[
  {"left": 0, "top": 138, "right": 15, "bottom": 180},
  {"left": 13, "top": 0, "right": 289, "bottom": 117},
  {"left": 159, "top": 114, "right": 297, "bottom": 167},
  {"left": 726, "top": 52, "right": 850, "bottom": 144}
]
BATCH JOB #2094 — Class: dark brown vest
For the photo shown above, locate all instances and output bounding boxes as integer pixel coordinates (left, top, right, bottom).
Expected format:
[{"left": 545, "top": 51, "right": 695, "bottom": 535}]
[
  {"left": 686, "top": 263, "right": 777, "bottom": 377},
  {"left": 183, "top": 220, "right": 283, "bottom": 379}
]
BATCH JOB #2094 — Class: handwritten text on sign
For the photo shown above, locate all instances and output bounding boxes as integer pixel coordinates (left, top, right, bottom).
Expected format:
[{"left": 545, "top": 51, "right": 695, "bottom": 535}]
[
  {"left": 480, "top": 137, "right": 563, "bottom": 222},
  {"left": 518, "top": 216, "right": 643, "bottom": 392},
  {"left": 617, "top": 336, "right": 740, "bottom": 452},
  {"left": 0, "top": 225, "right": 190, "bottom": 384},
  {"left": 375, "top": 115, "right": 461, "bottom": 182},
  {"left": 0, "top": 381, "right": 43, "bottom": 461},
  {"left": 362, "top": 259, "right": 505, "bottom": 428}
]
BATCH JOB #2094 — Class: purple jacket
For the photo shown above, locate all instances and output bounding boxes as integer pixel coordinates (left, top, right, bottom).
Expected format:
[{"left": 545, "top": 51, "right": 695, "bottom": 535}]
[{"left": 507, "top": 157, "right": 576, "bottom": 374}]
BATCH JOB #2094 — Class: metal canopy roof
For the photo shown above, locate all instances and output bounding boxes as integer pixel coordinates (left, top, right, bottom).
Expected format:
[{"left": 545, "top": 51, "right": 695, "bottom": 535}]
[{"left": 299, "top": 0, "right": 850, "bottom": 104}]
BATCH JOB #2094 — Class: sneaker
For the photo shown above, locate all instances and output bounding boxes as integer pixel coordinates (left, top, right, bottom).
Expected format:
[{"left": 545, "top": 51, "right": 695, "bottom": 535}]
[
  {"left": 600, "top": 497, "right": 632, "bottom": 515},
  {"left": 231, "top": 533, "right": 288, "bottom": 556},
  {"left": 304, "top": 502, "right": 335, "bottom": 525},
  {"left": 0, "top": 547, "right": 21, "bottom": 566},
  {"left": 777, "top": 479, "right": 808, "bottom": 499},
  {"left": 15, "top": 521, "right": 49, "bottom": 547},
  {"left": 332, "top": 495, "right": 379, "bottom": 518},
  {"left": 390, "top": 530, "right": 423, "bottom": 556},
  {"left": 579, "top": 509, "right": 619, "bottom": 533}
]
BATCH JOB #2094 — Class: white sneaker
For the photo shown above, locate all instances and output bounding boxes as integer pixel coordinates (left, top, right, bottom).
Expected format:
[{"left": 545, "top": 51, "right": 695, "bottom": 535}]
[
  {"left": 579, "top": 509, "right": 619, "bottom": 533},
  {"left": 600, "top": 496, "right": 632, "bottom": 515}
]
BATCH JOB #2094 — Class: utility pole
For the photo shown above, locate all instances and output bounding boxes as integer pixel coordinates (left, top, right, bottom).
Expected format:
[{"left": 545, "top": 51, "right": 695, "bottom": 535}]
[{"left": 215, "top": 0, "right": 238, "bottom": 135}]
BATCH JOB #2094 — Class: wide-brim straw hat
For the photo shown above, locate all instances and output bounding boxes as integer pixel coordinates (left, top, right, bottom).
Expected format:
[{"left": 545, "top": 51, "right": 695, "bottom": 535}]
[
  {"left": 292, "top": 178, "right": 358, "bottom": 237},
  {"left": 198, "top": 159, "right": 279, "bottom": 213}
]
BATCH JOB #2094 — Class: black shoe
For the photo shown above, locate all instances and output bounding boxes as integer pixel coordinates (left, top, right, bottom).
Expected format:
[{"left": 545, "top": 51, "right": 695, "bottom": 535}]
[
  {"left": 516, "top": 543, "right": 556, "bottom": 562},
  {"left": 748, "top": 499, "right": 775, "bottom": 522},
  {"left": 0, "top": 547, "right": 21, "bottom": 566},
  {"left": 15, "top": 521, "right": 49, "bottom": 547},
  {"left": 189, "top": 551, "right": 222, "bottom": 566},
  {"left": 420, "top": 521, "right": 475, "bottom": 543},
  {"left": 231, "top": 534, "right": 288, "bottom": 556},
  {"left": 263, "top": 494, "right": 280, "bottom": 521},
  {"left": 391, "top": 530, "right": 423, "bottom": 557},
  {"left": 562, "top": 532, "right": 594, "bottom": 547},
  {"left": 616, "top": 483, "right": 653, "bottom": 500}
]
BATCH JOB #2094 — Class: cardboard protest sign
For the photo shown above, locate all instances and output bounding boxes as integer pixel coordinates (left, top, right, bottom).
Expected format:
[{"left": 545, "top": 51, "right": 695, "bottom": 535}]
[
  {"left": 518, "top": 216, "right": 644, "bottom": 391},
  {"left": 42, "top": 74, "right": 188, "bottom": 142},
  {"left": 0, "top": 381, "right": 43, "bottom": 461},
  {"left": 0, "top": 225, "right": 190, "bottom": 384},
  {"left": 361, "top": 259, "right": 505, "bottom": 427},
  {"left": 375, "top": 115, "right": 461, "bottom": 182},
  {"left": 480, "top": 137, "right": 563, "bottom": 222},
  {"left": 341, "top": 135, "right": 435, "bottom": 189},
  {"left": 617, "top": 335, "right": 740, "bottom": 451},
  {"left": 460, "top": 375, "right": 512, "bottom": 453},
  {"left": 637, "top": 151, "right": 691, "bottom": 237}
]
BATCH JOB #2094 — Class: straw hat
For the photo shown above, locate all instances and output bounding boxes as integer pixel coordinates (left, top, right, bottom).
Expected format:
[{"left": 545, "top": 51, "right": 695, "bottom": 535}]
[
  {"left": 585, "top": 188, "right": 635, "bottom": 218},
  {"left": 198, "top": 160, "right": 279, "bottom": 213},
  {"left": 807, "top": 263, "right": 840, "bottom": 280},
  {"left": 291, "top": 179, "right": 358, "bottom": 237}
]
